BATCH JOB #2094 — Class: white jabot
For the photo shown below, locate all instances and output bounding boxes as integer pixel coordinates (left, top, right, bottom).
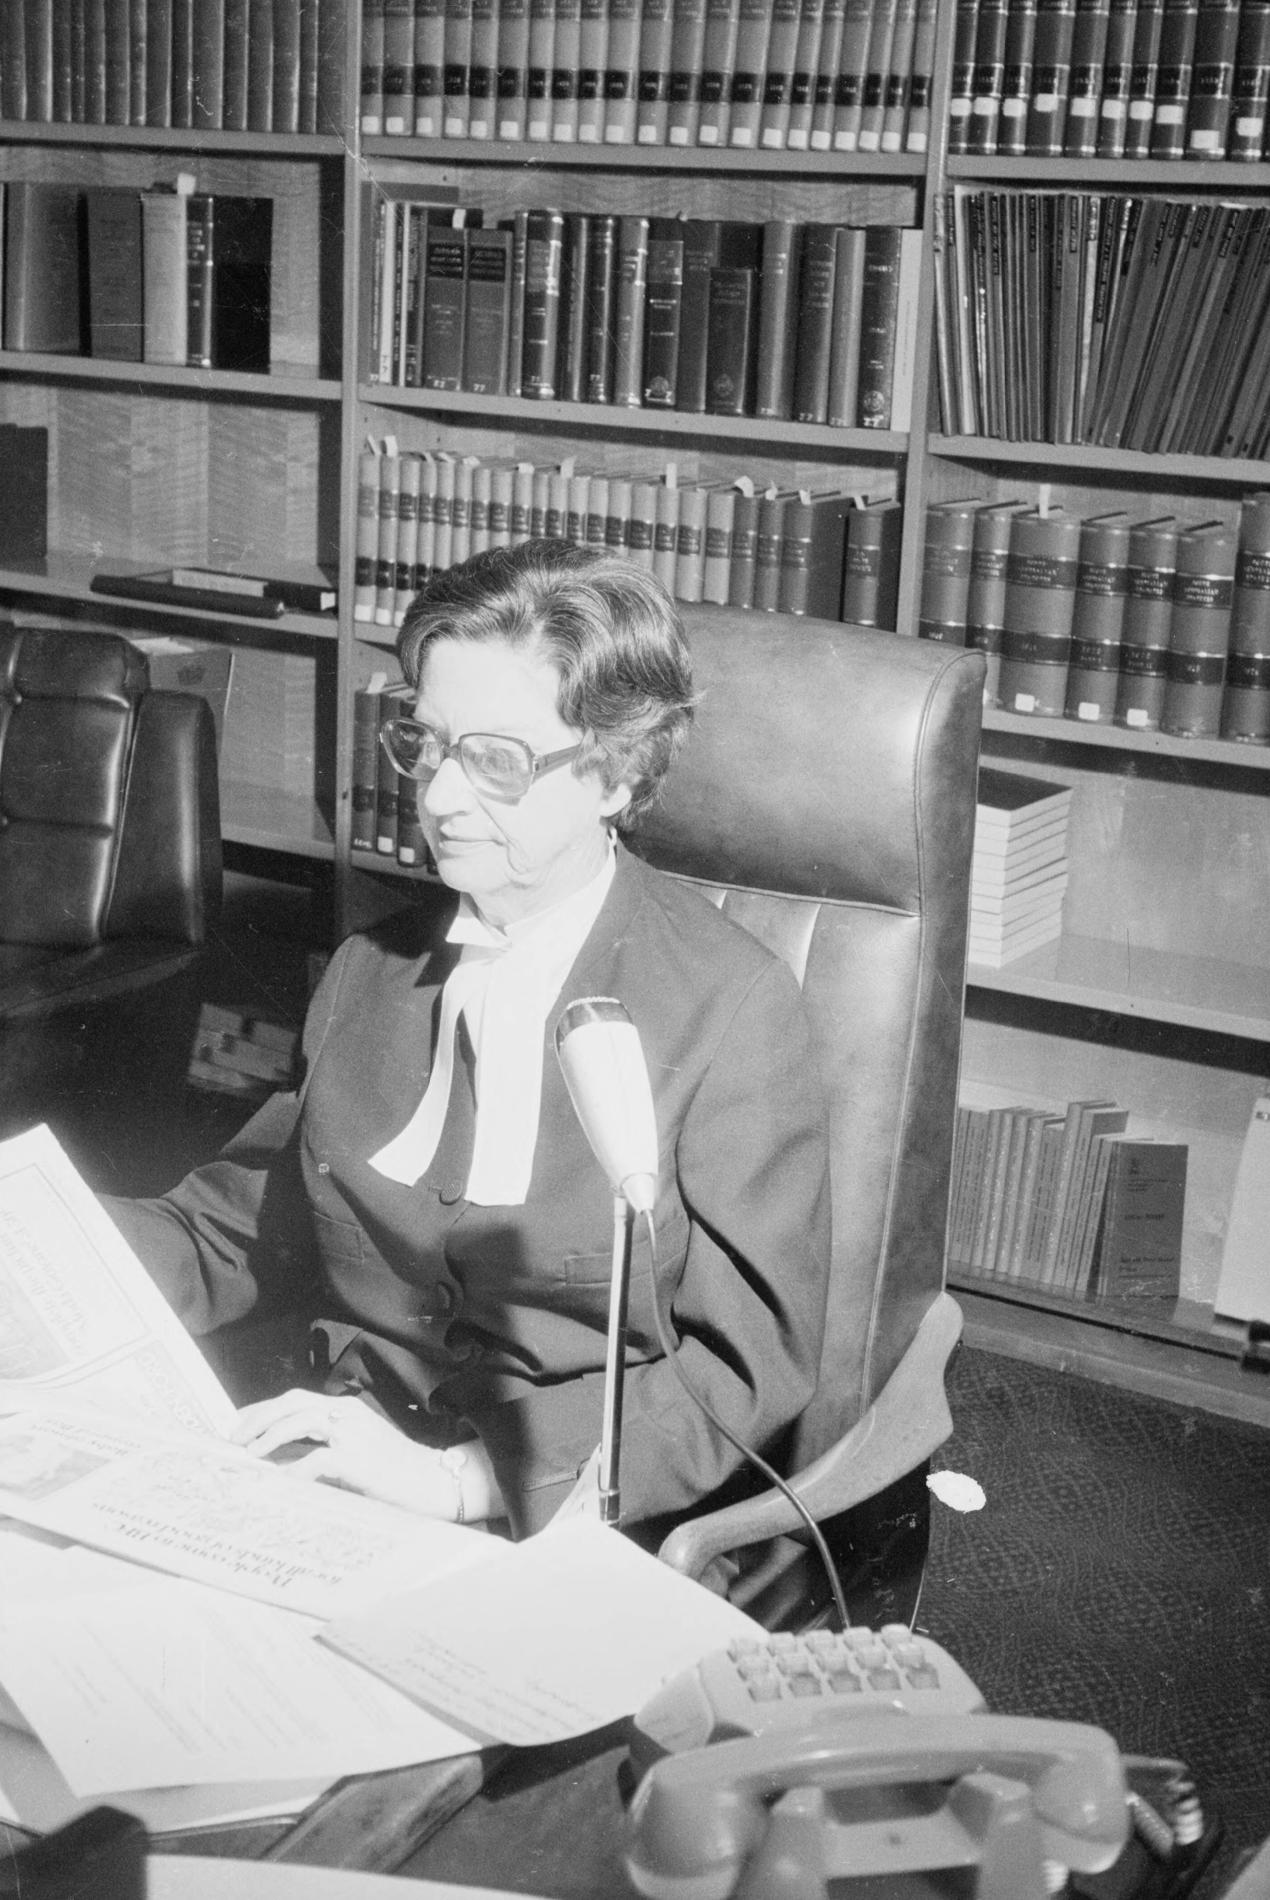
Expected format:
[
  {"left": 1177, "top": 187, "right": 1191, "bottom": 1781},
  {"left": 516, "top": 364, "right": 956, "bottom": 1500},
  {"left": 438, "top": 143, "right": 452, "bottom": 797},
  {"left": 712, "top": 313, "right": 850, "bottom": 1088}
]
[{"left": 369, "top": 845, "right": 617, "bottom": 1204}]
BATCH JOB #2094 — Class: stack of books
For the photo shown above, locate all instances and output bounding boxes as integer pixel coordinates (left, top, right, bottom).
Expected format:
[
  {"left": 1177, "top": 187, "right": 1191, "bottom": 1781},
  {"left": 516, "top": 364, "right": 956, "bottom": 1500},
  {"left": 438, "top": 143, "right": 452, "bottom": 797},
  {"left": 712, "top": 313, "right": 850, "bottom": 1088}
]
[
  {"left": 970, "top": 768, "right": 1072, "bottom": 967},
  {"left": 950, "top": 1085, "right": 1187, "bottom": 1304},
  {"left": 187, "top": 1005, "right": 298, "bottom": 1102}
]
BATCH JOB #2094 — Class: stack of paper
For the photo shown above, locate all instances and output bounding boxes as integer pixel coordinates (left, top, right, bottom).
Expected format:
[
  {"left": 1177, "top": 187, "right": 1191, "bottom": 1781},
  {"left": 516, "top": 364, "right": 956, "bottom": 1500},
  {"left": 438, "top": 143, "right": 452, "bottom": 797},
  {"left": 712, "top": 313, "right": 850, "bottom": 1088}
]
[{"left": 970, "top": 768, "right": 1073, "bottom": 967}]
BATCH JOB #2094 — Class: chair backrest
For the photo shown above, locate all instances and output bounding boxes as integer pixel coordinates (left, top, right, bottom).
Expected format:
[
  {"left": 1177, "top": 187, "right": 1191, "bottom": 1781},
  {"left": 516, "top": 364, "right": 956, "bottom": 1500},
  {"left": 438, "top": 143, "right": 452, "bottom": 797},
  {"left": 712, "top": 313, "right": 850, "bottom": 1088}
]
[
  {"left": 631, "top": 607, "right": 984, "bottom": 1473},
  {"left": 0, "top": 625, "right": 221, "bottom": 950}
]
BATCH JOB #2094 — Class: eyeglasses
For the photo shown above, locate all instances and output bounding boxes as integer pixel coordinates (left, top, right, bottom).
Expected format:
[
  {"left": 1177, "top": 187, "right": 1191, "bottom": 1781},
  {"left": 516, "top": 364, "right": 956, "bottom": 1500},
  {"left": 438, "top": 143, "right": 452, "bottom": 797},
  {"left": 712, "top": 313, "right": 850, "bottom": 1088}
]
[{"left": 380, "top": 716, "right": 584, "bottom": 803}]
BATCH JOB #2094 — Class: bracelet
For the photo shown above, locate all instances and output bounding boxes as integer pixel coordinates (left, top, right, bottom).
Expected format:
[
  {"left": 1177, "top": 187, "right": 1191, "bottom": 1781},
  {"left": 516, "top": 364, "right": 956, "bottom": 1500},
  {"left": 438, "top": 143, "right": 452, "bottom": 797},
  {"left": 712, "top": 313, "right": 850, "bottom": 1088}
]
[{"left": 439, "top": 1444, "right": 469, "bottom": 1524}]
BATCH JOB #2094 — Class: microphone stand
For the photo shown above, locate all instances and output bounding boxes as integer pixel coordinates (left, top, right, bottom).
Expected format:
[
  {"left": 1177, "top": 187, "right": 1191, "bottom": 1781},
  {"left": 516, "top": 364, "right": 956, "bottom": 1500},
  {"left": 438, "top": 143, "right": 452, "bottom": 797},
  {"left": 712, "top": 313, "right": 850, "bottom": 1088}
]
[{"left": 598, "top": 1192, "right": 635, "bottom": 1526}]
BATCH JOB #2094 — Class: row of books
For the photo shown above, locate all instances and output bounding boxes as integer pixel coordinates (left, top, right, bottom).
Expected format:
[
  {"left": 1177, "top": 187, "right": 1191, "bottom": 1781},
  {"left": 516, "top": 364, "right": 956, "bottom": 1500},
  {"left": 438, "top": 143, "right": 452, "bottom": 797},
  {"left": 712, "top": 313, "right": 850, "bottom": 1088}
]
[
  {"left": 361, "top": 0, "right": 939, "bottom": 155},
  {"left": 919, "top": 494, "right": 1270, "bottom": 745},
  {"left": 950, "top": 1087, "right": 1187, "bottom": 1305},
  {"left": 970, "top": 765, "right": 1072, "bottom": 965},
  {"left": 933, "top": 188, "right": 1270, "bottom": 459},
  {"left": 1, "top": 179, "right": 273, "bottom": 371},
  {"left": 949, "top": 0, "right": 1270, "bottom": 162},
  {"left": 368, "top": 200, "right": 921, "bottom": 432},
  {"left": 353, "top": 670, "right": 435, "bottom": 865},
  {"left": 353, "top": 442, "right": 901, "bottom": 626},
  {"left": 0, "top": 0, "right": 343, "bottom": 134}
]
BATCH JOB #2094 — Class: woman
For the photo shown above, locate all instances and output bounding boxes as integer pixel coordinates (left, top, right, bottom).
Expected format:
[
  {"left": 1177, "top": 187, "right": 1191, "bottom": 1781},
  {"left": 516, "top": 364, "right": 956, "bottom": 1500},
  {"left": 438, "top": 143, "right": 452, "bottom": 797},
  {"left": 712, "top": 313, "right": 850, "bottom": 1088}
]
[{"left": 107, "top": 542, "right": 831, "bottom": 1538}]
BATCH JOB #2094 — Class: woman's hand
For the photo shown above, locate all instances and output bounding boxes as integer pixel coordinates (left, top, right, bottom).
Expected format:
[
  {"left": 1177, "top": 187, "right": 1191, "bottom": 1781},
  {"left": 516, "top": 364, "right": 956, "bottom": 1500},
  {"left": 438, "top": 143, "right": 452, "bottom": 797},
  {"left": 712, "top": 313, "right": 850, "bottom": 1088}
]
[{"left": 229, "top": 1389, "right": 503, "bottom": 1522}]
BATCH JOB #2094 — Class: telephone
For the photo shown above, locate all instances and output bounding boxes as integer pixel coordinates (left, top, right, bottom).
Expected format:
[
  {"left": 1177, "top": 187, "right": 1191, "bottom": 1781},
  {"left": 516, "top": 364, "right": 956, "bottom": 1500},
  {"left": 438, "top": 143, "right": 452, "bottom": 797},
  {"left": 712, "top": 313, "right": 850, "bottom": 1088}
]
[{"left": 624, "top": 1628, "right": 1133, "bottom": 1900}]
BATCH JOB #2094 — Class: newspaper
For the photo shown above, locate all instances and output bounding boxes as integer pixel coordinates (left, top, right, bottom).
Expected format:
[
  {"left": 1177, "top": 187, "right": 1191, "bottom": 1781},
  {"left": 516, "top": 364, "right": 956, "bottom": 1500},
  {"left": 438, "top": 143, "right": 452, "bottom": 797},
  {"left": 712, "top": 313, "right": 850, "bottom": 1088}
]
[{"left": 0, "top": 1124, "right": 235, "bottom": 1437}]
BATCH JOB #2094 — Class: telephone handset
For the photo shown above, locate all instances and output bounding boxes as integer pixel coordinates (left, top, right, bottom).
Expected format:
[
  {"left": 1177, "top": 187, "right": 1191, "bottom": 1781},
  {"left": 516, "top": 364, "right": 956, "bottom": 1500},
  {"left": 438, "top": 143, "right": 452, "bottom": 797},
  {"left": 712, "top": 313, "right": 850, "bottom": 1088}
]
[{"left": 624, "top": 1633, "right": 1132, "bottom": 1900}]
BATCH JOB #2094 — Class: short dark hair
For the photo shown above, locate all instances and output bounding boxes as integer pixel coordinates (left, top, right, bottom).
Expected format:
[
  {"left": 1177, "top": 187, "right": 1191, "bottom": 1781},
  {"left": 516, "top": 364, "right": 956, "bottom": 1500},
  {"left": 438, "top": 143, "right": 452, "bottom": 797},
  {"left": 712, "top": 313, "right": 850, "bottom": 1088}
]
[{"left": 397, "top": 542, "right": 696, "bottom": 829}]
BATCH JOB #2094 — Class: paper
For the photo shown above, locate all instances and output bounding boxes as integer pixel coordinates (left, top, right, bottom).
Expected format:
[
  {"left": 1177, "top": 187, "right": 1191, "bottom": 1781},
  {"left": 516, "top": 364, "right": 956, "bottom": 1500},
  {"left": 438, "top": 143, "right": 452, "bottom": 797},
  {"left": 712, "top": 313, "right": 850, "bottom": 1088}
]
[
  {"left": 0, "top": 1406, "right": 500, "bottom": 1618},
  {"left": 324, "top": 1517, "right": 764, "bottom": 1746},
  {"left": 0, "top": 1576, "right": 479, "bottom": 1796},
  {"left": 0, "top": 1125, "right": 235, "bottom": 1437},
  {"left": 148, "top": 1861, "right": 545, "bottom": 1900}
]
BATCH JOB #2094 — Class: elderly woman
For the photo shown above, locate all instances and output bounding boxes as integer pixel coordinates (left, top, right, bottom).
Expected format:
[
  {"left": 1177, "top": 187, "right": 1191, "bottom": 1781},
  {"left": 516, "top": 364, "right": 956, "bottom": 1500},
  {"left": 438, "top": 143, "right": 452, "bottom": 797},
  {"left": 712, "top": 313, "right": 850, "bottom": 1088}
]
[{"left": 107, "top": 541, "right": 831, "bottom": 1539}]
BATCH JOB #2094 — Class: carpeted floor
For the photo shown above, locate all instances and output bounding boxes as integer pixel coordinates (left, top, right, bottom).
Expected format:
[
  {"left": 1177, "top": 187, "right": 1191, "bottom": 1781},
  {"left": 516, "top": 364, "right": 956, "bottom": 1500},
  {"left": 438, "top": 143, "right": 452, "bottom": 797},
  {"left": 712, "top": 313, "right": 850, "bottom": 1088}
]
[{"left": 921, "top": 1346, "right": 1270, "bottom": 1898}]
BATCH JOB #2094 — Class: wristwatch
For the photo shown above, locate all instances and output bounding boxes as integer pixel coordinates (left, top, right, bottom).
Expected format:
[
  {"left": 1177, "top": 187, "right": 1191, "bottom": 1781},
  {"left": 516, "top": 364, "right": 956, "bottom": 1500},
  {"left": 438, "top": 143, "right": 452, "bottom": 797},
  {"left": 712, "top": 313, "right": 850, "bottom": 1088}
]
[{"left": 439, "top": 1444, "right": 470, "bottom": 1523}]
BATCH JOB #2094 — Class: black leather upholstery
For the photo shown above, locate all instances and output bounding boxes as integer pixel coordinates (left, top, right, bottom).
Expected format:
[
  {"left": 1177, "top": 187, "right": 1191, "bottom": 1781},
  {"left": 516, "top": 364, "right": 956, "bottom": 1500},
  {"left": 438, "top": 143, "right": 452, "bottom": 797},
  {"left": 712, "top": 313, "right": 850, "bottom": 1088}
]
[
  {"left": 0, "top": 624, "right": 222, "bottom": 1132},
  {"left": 632, "top": 607, "right": 985, "bottom": 1619}
]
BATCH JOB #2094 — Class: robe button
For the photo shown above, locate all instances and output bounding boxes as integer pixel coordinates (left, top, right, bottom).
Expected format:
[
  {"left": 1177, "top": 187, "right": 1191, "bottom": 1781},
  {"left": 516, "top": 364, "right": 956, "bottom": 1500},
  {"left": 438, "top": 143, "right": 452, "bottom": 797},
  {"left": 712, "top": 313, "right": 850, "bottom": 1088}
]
[{"left": 316, "top": 1161, "right": 331, "bottom": 1175}]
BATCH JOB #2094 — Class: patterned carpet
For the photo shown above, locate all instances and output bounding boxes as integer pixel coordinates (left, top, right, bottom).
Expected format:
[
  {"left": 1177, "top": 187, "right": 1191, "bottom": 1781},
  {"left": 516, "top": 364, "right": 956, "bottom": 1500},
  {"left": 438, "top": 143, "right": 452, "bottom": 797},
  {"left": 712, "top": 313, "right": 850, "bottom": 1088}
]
[{"left": 921, "top": 1347, "right": 1270, "bottom": 1898}]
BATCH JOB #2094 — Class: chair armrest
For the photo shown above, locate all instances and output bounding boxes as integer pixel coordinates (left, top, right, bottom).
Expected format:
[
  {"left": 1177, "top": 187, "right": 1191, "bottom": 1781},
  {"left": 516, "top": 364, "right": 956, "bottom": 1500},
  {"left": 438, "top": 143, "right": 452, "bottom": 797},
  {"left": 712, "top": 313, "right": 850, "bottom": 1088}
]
[{"left": 657, "top": 1290, "right": 963, "bottom": 1586}]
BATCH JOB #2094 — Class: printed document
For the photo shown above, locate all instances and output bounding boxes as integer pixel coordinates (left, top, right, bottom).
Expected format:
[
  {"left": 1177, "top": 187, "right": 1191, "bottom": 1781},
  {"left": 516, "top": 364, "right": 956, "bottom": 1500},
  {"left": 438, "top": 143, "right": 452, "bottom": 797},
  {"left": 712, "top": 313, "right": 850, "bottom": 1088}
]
[{"left": 0, "top": 1124, "right": 234, "bottom": 1436}]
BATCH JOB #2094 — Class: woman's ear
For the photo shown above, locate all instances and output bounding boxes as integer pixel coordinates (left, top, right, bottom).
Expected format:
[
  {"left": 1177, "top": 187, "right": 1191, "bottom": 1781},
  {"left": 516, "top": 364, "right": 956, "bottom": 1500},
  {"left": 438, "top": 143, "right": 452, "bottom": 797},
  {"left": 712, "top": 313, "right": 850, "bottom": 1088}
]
[{"left": 600, "top": 781, "right": 633, "bottom": 822}]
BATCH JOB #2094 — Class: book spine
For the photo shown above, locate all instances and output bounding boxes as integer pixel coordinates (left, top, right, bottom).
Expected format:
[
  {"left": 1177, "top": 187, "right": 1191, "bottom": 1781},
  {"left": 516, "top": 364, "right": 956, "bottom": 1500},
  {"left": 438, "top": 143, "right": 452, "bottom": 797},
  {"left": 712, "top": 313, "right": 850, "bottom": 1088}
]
[
  {"left": 880, "top": 0, "right": 920, "bottom": 149},
  {"left": 1063, "top": 0, "right": 1111, "bottom": 152},
  {"left": 462, "top": 225, "right": 511, "bottom": 394},
  {"left": 353, "top": 447, "right": 381, "bottom": 622},
  {"left": 791, "top": 221, "right": 839, "bottom": 424},
  {"left": 1229, "top": 0, "right": 1270, "bottom": 156},
  {"left": 559, "top": 213, "right": 591, "bottom": 402},
  {"left": 777, "top": 493, "right": 817, "bottom": 614},
  {"left": 999, "top": 511, "right": 1082, "bottom": 715},
  {"left": 521, "top": 209, "right": 565, "bottom": 398},
  {"left": 361, "top": 0, "right": 386, "bottom": 128},
  {"left": 1147, "top": 0, "right": 1198, "bottom": 151},
  {"left": 442, "top": 0, "right": 473, "bottom": 137},
  {"left": 919, "top": 500, "right": 979, "bottom": 645},
  {"left": 1223, "top": 493, "right": 1270, "bottom": 741},
  {"left": 1161, "top": 519, "right": 1237, "bottom": 736},
  {"left": 831, "top": 0, "right": 874, "bottom": 148},
  {"left": 351, "top": 681, "right": 384, "bottom": 853},
  {"left": 856, "top": 223, "right": 903, "bottom": 429},
  {"left": 841, "top": 501, "right": 902, "bottom": 628},
  {"left": 705, "top": 264, "right": 756, "bottom": 414},
  {"left": 494, "top": 0, "right": 528, "bottom": 137},
  {"left": 523, "top": 0, "right": 553, "bottom": 138},
  {"left": 747, "top": 0, "right": 793, "bottom": 149},
  {"left": 574, "top": 0, "right": 605, "bottom": 142},
  {"left": 1115, "top": 516, "right": 1177, "bottom": 730},
  {"left": 612, "top": 212, "right": 650, "bottom": 405},
  {"left": 412, "top": 0, "right": 446, "bottom": 134},
  {"left": 826, "top": 224, "right": 866, "bottom": 426},
  {"left": 1185, "top": 0, "right": 1240, "bottom": 153},
  {"left": 394, "top": 453, "right": 423, "bottom": 624},
  {"left": 666, "top": 0, "right": 708, "bottom": 143},
  {"left": 997, "top": 0, "right": 1039, "bottom": 149},
  {"left": 584, "top": 212, "right": 617, "bottom": 402},
  {"left": 675, "top": 218, "right": 719, "bottom": 411},
  {"left": 553, "top": 0, "right": 583, "bottom": 141},
  {"left": 702, "top": 484, "right": 736, "bottom": 601},
  {"left": 627, "top": 478, "right": 658, "bottom": 567},
  {"left": 1065, "top": 513, "right": 1130, "bottom": 722},
  {"left": 604, "top": 0, "right": 643, "bottom": 142},
  {"left": 754, "top": 219, "right": 799, "bottom": 419},
  {"left": 636, "top": 0, "right": 674, "bottom": 142},
  {"left": 697, "top": 0, "right": 741, "bottom": 146},
  {"left": 422, "top": 218, "right": 467, "bottom": 392},
  {"left": 810, "top": 0, "right": 849, "bottom": 148},
  {"left": 467, "top": 0, "right": 497, "bottom": 135},
  {"left": 947, "top": 0, "right": 982, "bottom": 148},
  {"left": 1026, "top": 0, "right": 1076, "bottom": 150},
  {"left": 1123, "top": 0, "right": 1164, "bottom": 150},
  {"left": 380, "top": 0, "right": 415, "bottom": 128},
  {"left": 858, "top": 0, "right": 901, "bottom": 150},
  {"left": 652, "top": 480, "right": 680, "bottom": 590},
  {"left": 674, "top": 483, "right": 707, "bottom": 600},
  {"left": 726, "top": 487, "right": 758, "bottom": 605},
  {"left": 643, "top": 226, "right": 685, "bottom": 407},
  {"left": 968, "top": 0, "right": 1010, "bottom": 151},
  {"left": 1094, "top": 0, "right": 1136, "bottom": 151},
  {"left": 902, "top": 0, "right": 937, "bottom": 145},
  {"left": 185, "top": 193, "right": 213, "bottom": 368},
  {"left": 785, "top": 0, "right": 828, "bottom": 150},
  {"left": 752, "top": 489, "right": 785, "bottom": 609}
]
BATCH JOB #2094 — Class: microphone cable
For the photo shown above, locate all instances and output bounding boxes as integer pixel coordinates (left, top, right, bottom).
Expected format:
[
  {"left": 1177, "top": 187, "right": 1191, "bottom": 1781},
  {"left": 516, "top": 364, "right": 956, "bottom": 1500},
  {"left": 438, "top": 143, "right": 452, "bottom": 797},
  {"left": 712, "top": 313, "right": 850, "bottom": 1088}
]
[{"left": 638, "top": 1208, "right": 851, "bottom": 1632}]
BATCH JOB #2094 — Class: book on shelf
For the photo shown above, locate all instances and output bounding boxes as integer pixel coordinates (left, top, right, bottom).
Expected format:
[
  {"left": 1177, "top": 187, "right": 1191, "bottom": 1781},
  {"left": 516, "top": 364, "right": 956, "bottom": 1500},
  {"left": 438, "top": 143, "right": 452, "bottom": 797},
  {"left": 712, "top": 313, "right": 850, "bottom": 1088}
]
[
  {"left": 967, "top": 0, "right": 1011, "bottom": 151},
  {"left": 1064, "top": 510, "right": 1130, "bottom": 725},
  {"left": 666, "top": 0, "right": 709, "bottom": 143},
  {"left": 754, "top": 219, "right": 800, "bottom": 421},
  {"left": 643, "top": 218, "right": 686, "bottom": 408},
  {"left": 966, "top": 501, "right": 1025, "bottom": 706},
  {"left": 918, "top": 498, "right": 980, "bottom": 647},
  {"left": 778, "top": 487, "right": 856, "bottom": 618},
  {"left": 463, "top": 223, "right": 513, "bottom": 395},
  {"left": 739, "top": 0, "right": 787, "bottom": 149},
  {"left": 998, "top": 509, "right": 1082, "bottom": 719},
  {"left": 2, "top": 181, "right": 85, "bottom": 355},
  {"left": 1026, "top": 0, "right": 1078, "bottom": 150},
  {"left": 825, "top": 225, "right": 867, "bottom": 428},
  {"left": 1224, "top": 491, "right": 1270, "bottom": 744},
  {"left": 637, "top": 0, "right": 675, "bottom": 144},
  {"left": 705, "top": 264, "right": 759, "bottom": 417},
  {"left": 842, "top": 496, "right": 903, "bottom": 630},
  {"left": 1087, "top": 1138, "right": 1187, "bottom": 1303},
  {"left": 791, "top": 221, "right": 840, "bottom": 426},
  {"left": 1161, "top": 517, "right": 1239, "bottom": 739},
  {"left": 1093, "top": 0, "right": 1136, "bottom": 153},
  {"left": 1115, "top": 514, "right": 1177, "bottom": 732},
  {"left": 84, "top": 185, "right": 144, "bottom": 362},
  {"left": 1229, "top": 0, "right": 1270, "bottom": 155},
  {"left": 1149, "top": 0, "right": 1201, "bottom": 152},
  {"left": 613, "top": 213, "right": 651, "bottom": 407},
  {"left": 1064, "top": 0, "right": 1113, "bottom": 153},
  {"left": 185, "top": 194, "right": 273, "bottom": 374},
  {"left": 421, "top": 213, "right": 472, "bottom": 393}
]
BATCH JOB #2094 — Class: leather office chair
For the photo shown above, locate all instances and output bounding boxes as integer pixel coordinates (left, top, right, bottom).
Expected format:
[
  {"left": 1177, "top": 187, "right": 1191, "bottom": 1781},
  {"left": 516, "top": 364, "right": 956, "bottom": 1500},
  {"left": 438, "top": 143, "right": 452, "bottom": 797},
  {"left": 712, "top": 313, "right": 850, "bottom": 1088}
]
[
  {"left": 0, "top": 623, "right": 222, "bottom": 1155},
  {"left": 631, "top": 606, "right": 986, "bottom": 1629}
]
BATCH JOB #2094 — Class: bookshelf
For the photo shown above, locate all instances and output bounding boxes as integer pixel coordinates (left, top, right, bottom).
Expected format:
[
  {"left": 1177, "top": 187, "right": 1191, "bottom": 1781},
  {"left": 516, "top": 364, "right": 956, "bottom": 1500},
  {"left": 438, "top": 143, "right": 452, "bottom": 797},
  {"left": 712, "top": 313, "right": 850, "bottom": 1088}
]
[{"left": 2, "top": 1, "right": 1267, "bottom": 1393}]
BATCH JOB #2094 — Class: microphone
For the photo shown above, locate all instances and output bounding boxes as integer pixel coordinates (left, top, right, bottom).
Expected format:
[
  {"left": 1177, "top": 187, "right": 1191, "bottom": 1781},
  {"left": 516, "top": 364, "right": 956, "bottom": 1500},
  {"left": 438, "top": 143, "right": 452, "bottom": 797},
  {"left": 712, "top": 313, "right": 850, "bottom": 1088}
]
[{"left": 555, "top": 998, "right": 658, "bottom": 1215}]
